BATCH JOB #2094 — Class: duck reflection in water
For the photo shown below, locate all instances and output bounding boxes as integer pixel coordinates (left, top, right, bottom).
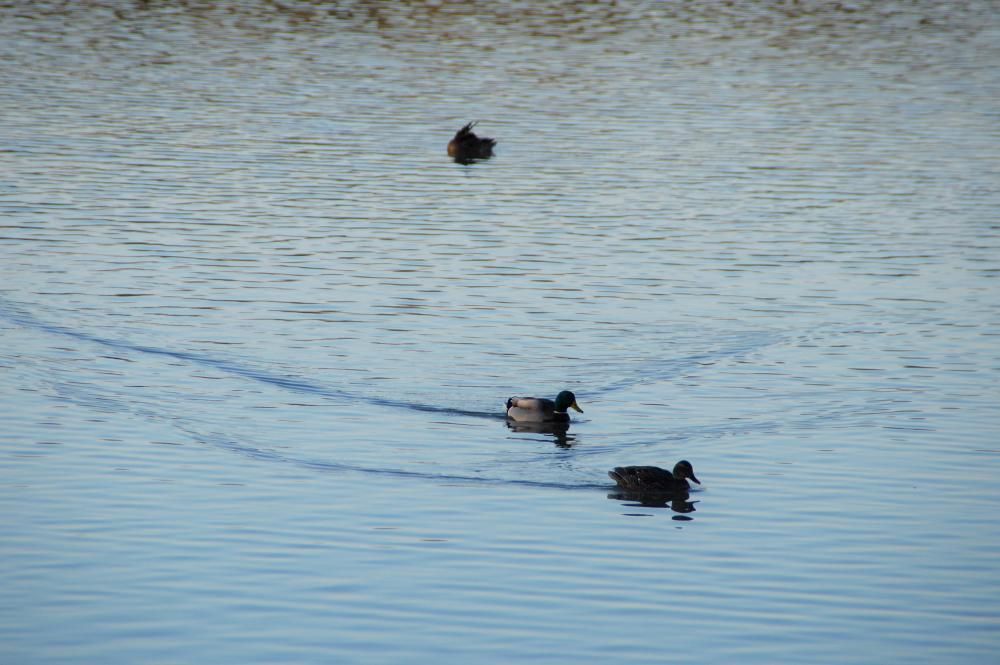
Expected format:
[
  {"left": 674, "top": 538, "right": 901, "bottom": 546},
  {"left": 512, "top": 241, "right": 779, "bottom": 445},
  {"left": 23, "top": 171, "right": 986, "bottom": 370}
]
[
  {"left": 447, "top": 121, "right": 496, "bottom": 164},
  {"left": 607, "top": 460, "right": 700, "bottom": 512},
  {"left": 505, "top": 419, "right": 576, "bottom": 448},
  {"left": 607, "top": 489, "right": 697, "bottom": 513}
]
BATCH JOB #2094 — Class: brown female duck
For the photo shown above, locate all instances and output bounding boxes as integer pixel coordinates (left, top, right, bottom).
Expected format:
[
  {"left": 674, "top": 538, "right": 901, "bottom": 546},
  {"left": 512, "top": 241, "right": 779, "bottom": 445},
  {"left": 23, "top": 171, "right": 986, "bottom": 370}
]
[
  {"left": 448, "top": 121, "right": 496, "bottom": 162},
  {"left": 608, "top": 460, "right": 700, "bottom": 494}
]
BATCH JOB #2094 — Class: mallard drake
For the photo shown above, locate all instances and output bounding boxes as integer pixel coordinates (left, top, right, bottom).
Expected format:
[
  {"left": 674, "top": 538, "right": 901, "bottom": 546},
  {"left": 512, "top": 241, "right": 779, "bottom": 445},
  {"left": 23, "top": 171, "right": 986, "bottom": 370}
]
[
  {"left": 608, "top": 460, "right": 700, "bottom": 494},
  {"left": 448, "top": 121, "right": 496, "bottom": 162},
  {"left": 505, "top": 390, "right": 582, "bottom": 423}
]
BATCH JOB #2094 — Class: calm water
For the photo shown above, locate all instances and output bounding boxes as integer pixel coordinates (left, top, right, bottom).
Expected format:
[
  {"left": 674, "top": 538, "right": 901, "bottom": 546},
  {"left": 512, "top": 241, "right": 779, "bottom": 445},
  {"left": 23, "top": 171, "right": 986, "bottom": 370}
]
[{"left": 2, "top": 2, "right": 999, "bottom": 663}]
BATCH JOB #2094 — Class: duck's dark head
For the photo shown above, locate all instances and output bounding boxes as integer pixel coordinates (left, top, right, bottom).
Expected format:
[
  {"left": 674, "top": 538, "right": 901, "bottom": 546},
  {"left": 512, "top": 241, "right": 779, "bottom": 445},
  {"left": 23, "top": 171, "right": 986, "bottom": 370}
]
[
  {"left": 673, "top": 460, "right": 700, "bottom": 485},
  {"left": 554, "top": 390, "right": 583, "bottom": 414}
]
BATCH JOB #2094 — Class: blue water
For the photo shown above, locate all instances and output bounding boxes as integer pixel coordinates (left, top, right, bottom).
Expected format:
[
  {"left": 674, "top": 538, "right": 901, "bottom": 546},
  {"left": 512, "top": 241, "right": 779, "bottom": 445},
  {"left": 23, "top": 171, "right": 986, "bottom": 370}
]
[{"left": 2, "top": 2, "right": 999, "bottom": 663}]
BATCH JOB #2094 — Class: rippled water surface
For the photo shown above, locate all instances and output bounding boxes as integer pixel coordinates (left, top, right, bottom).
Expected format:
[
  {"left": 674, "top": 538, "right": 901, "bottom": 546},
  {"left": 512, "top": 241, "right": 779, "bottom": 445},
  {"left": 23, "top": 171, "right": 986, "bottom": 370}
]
[{"left": 2, "top": 2, "right": 999, "bottom": 663}]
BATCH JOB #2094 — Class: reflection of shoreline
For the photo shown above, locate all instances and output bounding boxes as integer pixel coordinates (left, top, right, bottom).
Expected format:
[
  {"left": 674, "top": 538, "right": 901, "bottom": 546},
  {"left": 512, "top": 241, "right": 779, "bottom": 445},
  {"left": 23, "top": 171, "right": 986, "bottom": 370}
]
[
  {"left": 505, "top": 419, "right": 575, "bottom": 448},
  {"left": 63, "top": 2, "right": 987, "bottom": 65}
]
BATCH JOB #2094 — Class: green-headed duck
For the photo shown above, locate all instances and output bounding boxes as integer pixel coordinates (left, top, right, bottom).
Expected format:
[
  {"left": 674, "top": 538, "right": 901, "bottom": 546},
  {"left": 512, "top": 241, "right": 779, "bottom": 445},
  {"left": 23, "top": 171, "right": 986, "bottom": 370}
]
[{"left": 506, "top": 390, "right": 583, "bottom": 423}]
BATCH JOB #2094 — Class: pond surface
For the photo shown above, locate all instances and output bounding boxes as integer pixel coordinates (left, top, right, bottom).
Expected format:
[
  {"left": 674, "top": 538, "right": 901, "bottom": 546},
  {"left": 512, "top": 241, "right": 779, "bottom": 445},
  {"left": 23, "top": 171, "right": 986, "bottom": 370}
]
[{"left": 2, "top": 2, "right": 999, "bottom": 663}]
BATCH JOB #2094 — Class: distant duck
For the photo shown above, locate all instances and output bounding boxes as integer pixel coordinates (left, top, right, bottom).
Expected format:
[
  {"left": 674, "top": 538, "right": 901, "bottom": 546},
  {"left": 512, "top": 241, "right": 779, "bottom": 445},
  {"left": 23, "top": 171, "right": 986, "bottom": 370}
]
[
  {"left": 448, "top": 121, "right": 496, "bottom": 162},
  {"left": 608, "top": 460, "right": 700, "bottom": 494},
  {"left": 506, "top": 390, "right": 583, "bottom": 423}
]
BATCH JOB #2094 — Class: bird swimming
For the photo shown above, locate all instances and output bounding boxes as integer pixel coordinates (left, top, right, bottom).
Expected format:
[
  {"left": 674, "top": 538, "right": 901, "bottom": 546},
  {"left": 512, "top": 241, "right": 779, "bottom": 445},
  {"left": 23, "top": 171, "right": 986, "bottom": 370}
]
[
  {"left": 608, "top": 460, "right": 700, "bottom": 494},
  {"left": 506, "top": 390, "right": 583, "bottom": 423},
  {"left": 447, "top": 121, "right": 496, "bottom": 162}
]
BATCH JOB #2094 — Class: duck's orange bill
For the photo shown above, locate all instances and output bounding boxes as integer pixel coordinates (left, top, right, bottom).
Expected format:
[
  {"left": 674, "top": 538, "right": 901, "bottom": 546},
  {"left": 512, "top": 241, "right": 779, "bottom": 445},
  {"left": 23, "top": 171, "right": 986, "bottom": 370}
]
[{"left": 571, "top": 401, "right": 583, "bottom": 413}]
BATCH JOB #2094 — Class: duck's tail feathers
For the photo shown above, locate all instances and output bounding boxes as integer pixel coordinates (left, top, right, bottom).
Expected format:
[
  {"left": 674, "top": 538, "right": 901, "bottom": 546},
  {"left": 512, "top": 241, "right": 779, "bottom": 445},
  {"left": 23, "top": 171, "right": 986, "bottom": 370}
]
[{"left": 456, "top": 121, "right": 478, "bottom": 137}]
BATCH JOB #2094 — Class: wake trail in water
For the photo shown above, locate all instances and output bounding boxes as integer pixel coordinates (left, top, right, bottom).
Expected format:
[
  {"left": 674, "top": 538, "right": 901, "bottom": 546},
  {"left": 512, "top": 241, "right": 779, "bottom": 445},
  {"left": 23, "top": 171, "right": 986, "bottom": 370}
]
[
  {"left": 3, "top": 300, "right": 783, "bottom": 415},
  {"left": 0, "top": 300, "right": 504, "bottom": 420},
  {"left": 3, "top": 299, "right": 799, "bottom": 488},
  {"left": 1, "top": 297, "right": 790, "bottom": 443},
  {"left": 180, "top": 421, "right": 609, "bottom": 491}
]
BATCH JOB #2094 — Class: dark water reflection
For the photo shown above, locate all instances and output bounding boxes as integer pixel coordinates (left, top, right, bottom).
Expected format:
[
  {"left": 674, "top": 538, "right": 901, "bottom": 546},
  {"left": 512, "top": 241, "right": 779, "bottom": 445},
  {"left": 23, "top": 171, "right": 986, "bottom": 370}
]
[
  {"left": 506, "top": 419, "right": 576, "bottom": 448},
  {"left": 609, "top": 489, "right": 698, "bottom": 514},
  {"left": 2, "top": 2, "right": 999, "bottom": 664}
]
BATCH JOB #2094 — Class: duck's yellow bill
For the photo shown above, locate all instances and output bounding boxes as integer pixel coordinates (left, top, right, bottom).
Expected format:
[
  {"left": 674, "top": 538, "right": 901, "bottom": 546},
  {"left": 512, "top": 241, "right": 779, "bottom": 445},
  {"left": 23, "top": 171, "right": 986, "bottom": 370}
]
[{"left": 571, "top": 401, "right": 583, "bottom": 413}]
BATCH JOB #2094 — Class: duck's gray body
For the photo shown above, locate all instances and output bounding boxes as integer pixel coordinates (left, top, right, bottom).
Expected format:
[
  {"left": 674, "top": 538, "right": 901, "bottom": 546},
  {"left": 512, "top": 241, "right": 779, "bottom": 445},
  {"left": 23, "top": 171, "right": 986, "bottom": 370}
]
[{"left": 506, "top": 397, "right": 566, "bottom": 423}]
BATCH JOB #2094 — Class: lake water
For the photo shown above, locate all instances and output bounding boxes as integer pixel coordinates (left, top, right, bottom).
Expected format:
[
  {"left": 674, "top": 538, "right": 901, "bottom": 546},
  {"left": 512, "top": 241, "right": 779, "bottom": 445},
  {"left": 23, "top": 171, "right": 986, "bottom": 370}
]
[{"left": 2, "top": 2, "right": 999, "bottom": 663}]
